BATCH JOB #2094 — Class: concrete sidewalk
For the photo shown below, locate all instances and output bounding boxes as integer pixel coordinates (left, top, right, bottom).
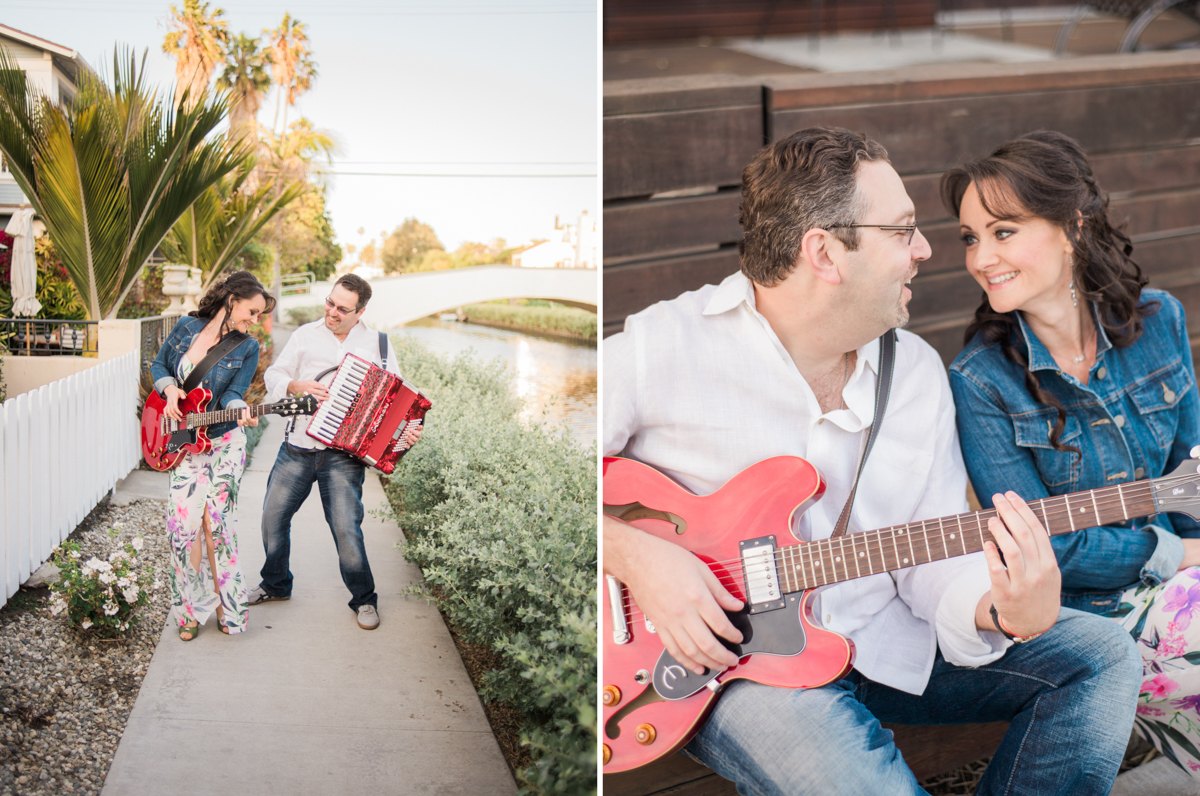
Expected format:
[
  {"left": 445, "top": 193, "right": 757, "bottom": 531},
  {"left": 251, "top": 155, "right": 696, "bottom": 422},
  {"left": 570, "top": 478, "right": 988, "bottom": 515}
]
[{"left": 101, "top": 418, "right": 516, "bottom": 795}]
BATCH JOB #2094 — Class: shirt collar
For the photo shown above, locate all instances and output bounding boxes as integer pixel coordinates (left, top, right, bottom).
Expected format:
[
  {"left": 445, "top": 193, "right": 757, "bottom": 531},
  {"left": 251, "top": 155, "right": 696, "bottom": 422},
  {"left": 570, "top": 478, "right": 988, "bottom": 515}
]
[
  {"left": 1015, "top": 303, "right": 1112, "bottom": 373},
  {"left": 702, "top": 270, "right": 755, "bottom": 316}
]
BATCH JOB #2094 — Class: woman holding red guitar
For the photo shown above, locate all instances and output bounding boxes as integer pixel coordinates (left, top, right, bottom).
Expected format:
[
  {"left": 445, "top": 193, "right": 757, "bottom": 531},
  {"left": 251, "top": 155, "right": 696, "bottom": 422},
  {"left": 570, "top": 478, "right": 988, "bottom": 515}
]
[{"left": 150, "top": 271, "right": 273, "bottom": 640}]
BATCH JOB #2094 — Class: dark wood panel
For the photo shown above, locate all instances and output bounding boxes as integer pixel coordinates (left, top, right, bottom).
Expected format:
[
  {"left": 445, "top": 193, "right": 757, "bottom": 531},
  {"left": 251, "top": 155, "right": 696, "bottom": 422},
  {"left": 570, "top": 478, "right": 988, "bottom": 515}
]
[
  {"left": 909, "top": 268, "right": 982, "bottom": 327},
  {"left": 1111, "top": 187, "right": 1200, "bottom": 237},
  {"left": 605, "top": 106, "right": 764, "bottom": 200},
  {"left": 765, "top": 51, "right": 1200, "bottom": 111},
  {"left": 603, "top": 0, "right": 935, "bottom": 44},
  {"left": 604, "top": 249, "right": 741, "bottom": 326},
  {"left": 1092, "top": 143, "right": 1200, "bottom": 199},
  {"left": 604, "top": 755, "right": 735, "bottom": 796},
  {"left": 910, "top": 318, "right": 974, "bottom": 367},
  {"left": 605, "top": 190, "right": 742, "bottom": 261},
  {"left": 604, "top": 77, "right": 763, "bottom": 117},
  {"left": 772, "top": 82, "right": 1200, "bottom": 176}
]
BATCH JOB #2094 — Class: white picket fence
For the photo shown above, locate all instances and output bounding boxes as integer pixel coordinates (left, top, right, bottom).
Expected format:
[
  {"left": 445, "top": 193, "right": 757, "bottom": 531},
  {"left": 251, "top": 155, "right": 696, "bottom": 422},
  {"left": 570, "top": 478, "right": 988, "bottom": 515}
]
[{"left": 0, "top": 351, "right": 140, "bottom": 607}]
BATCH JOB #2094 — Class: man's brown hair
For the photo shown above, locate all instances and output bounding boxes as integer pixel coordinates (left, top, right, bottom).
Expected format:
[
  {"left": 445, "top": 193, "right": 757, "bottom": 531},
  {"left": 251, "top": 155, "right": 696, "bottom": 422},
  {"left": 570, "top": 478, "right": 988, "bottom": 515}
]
[
  {"left": 739, "top": 127, "right": 889, "bottom": 287},
  {"left": 334, "top": 273, "right": 373, "bottom": 311}
]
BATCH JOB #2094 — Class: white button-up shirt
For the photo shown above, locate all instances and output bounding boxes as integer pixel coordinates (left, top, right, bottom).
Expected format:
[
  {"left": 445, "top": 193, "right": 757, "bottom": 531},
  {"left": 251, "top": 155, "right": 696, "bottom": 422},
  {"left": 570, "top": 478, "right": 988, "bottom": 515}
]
[
  {"left": 604, "top": 271, "right": 1009, "bottom": 695},
  {"left": 265, "top": 319, "right": 401, "bottom": 450}
]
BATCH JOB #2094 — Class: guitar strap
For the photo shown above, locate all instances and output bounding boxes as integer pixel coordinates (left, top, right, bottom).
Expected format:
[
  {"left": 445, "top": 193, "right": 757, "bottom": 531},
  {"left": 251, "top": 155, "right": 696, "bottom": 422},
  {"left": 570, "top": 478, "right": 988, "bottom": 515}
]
[
  {"left": 830, "top": 328, "right": 897, "bottom": 539},
  {"left": 178, "top": 330, "right": 250, "bottom": 394}
]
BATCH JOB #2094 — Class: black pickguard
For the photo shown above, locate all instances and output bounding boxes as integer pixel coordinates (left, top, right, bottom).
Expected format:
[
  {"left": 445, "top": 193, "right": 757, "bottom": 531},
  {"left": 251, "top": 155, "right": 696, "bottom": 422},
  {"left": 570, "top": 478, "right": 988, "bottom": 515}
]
[
  {"left": 164, "top": 428, "right": 197, "bottom": 453},
  {"left": 652, "top": 595, "right": 807, "bottom": 700}
]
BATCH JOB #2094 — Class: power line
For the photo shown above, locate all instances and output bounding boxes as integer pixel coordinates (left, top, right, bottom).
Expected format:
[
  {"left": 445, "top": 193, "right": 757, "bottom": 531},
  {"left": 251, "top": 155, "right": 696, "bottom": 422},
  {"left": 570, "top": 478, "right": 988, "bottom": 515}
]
[
  {"left": 19, "top": 4, "right": 594, "bottom": 15},
  {"left": 335, "top": 160, "right": 595, "bottom": 166}
]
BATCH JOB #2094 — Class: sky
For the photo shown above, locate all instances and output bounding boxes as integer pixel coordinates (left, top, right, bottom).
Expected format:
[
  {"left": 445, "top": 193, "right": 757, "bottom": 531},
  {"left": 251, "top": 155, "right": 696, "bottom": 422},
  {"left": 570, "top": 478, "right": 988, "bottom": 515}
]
[{"left": 3, "top": 0, "right": 599, "bottom": 259}]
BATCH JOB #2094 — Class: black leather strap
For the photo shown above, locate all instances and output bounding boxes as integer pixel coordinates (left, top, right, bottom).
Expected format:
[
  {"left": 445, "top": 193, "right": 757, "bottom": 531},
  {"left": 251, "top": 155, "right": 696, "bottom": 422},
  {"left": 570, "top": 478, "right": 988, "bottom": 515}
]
[
  {"left": 178, "top": 330, "right": 249, "bottom": 393},
  {"left": 831, "top": 329, "right": 897, "bottom": 539}
]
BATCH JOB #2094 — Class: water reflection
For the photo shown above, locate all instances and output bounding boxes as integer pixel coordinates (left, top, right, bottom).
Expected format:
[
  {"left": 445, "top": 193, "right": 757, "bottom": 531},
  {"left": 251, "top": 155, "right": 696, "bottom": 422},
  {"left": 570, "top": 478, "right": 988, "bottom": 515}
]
[{"left": 393, "top": 317, "right": 597, "bottom": 448}]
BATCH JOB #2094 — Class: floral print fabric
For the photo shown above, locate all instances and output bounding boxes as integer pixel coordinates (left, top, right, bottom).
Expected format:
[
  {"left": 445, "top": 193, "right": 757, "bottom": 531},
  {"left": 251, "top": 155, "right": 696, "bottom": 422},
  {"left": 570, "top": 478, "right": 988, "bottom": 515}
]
[
  {"left": 166, "top": 358, "right": 249, "bottom": 633},
  {"left": 1115, "top": 566, "right": 1200, "bottom": 776}
]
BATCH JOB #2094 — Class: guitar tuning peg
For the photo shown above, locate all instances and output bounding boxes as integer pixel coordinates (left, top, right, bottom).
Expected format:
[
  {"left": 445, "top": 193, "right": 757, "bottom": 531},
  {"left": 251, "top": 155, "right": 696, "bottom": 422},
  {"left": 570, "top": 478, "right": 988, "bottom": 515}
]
[{"left": 1192, "top": 445, "right": 1200, "bottom": 459}]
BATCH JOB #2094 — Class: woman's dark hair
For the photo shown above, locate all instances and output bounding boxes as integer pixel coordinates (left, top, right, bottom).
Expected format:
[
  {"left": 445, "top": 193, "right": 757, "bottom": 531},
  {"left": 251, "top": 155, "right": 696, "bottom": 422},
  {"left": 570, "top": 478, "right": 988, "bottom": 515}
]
[
  {"left": 941, "top": 130, "right": 1154, "bottom": 454},
  {"left": 191, "top": 270, "right": 276, "bottom": 335}
]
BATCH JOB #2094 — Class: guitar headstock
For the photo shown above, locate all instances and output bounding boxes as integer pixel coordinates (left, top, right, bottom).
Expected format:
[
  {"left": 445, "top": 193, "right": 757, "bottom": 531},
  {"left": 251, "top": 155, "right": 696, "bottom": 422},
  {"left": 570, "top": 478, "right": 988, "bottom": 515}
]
[
  {"left": 274, "top": 395, "right": 319, "bottom": 416},
  {"left": 1151, "top": 452, "right": 1200, "bottom": 520}
]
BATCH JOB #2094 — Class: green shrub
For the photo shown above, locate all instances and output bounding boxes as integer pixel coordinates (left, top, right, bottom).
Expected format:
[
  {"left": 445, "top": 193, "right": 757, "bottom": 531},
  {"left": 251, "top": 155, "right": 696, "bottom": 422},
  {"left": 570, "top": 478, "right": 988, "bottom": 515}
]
[
  {"left": 287, "top": 305, "right": 324, "bottom": 325},
  {"left": 463, "top": 302, "right": 597, "bottom": 342},
  {"left": 48, "top": 533, "right": 153, "bottom": 637},
  {"left": 382, "top": 336, "right": 596, "bottom": 796}
]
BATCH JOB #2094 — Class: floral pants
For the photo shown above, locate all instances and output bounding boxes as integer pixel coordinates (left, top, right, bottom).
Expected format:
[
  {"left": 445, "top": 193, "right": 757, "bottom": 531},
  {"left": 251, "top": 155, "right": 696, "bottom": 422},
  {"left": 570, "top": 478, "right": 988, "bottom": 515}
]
[
  {"left": 167, "top": 429, "right": 249, "bottom": 633},
  {"left": 1114, "top": 566, "right": 1200, "bottom": 777}
]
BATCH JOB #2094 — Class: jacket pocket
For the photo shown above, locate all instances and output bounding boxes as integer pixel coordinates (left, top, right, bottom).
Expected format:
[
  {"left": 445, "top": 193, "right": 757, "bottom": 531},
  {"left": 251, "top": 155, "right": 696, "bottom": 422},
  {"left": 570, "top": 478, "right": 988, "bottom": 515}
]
[
  {"left": 1012, "top": 410, "right": 1082, "bottom": 489},
  {"left": 1129, "top": 363, "right": 1192, "bottom": 450}
]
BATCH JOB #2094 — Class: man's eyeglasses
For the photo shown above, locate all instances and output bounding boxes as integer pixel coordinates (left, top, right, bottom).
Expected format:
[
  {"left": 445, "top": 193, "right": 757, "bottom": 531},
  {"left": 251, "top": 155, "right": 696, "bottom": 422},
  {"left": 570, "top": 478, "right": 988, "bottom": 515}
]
[
  {"left": 829, "top": 223, "right": 918, "bottom": 245},
  {"left": 325, "top": 297, "right": 358, "bottom": 316}
]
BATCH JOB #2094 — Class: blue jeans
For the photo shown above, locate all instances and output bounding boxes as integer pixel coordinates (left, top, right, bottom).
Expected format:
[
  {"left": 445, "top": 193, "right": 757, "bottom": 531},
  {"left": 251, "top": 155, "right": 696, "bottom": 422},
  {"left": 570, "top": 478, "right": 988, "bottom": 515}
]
[
  {"left": 685, "top": 608, "right": 1140, "bottom": 796},
  {"left": 259, "top": 441, "right": 376, "bottom": 609}
]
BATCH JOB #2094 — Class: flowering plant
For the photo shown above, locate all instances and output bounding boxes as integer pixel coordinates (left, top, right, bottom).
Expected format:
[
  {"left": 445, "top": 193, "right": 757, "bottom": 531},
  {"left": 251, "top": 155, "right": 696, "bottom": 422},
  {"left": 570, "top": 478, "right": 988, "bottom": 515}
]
[{"left": 47, "top": 532, "right": 153, "bottom": 638}]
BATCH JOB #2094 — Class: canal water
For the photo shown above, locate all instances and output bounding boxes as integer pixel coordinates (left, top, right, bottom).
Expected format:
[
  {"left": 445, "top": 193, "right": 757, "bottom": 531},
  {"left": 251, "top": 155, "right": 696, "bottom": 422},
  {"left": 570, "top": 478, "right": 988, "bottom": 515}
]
[{"left": 391, "top": 317, "right": 597, "bottom": 449}]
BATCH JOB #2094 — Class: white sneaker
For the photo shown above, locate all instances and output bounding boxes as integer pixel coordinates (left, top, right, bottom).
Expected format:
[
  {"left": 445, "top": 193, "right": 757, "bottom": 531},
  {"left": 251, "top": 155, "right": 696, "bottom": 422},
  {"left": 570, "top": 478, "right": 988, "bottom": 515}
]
[{"left": 356, "top": 605, "right": 379, "bottom": 630}]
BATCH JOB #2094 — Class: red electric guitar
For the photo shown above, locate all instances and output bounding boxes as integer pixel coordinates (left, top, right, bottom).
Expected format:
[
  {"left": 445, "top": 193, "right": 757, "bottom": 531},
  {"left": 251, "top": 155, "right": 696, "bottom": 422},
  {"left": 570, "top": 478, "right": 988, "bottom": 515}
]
[
  {"left": 601, "top": 454, "right": 1200, "bottom": 772},
  {"left": 140, "top": 388, "right": 317, "bottom": 471}
]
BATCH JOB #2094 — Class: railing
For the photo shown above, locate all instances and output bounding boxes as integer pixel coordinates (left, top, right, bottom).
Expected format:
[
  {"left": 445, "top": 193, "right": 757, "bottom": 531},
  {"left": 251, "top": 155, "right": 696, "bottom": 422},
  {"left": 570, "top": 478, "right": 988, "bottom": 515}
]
[
  {"left": 281, "top": 273, "right": 315, "bottom": 296},
  {"left": 139, "top": 314, "right": 180, "bottom": 378},
  {"left": 0, "top": 350, "right": 140, "bottom": 606},
  {"left": 0, "top": 319, "right": 98, "bottom": 356}
]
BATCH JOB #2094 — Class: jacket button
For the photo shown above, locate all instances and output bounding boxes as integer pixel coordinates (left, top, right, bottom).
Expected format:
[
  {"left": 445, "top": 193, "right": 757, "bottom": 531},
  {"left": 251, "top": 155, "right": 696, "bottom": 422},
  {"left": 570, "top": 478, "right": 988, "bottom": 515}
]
[
  {"left": 1114, "top": 415, "right": 1126, "bottom": 428},
  {"left": 1096, "top": 367, "right": 1107, "bottom": 379},
  {"left": 1135, "top": 467, "right": 1145, "bottom": 479}
]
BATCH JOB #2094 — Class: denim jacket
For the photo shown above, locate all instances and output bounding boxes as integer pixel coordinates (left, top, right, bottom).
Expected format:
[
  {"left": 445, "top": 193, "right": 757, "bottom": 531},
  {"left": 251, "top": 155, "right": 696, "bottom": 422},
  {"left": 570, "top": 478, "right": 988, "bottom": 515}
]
[
  {"left": 150, "top": 315, "right": 260, "bottom": 438},
  {"left": 949, "top": 288, "right": 1200, "bottom": 615}
]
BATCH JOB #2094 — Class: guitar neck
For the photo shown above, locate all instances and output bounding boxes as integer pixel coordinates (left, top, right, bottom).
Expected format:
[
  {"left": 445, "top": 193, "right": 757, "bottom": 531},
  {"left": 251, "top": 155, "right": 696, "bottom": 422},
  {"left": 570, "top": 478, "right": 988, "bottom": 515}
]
[
  {"left": 783, "top": 481, "right": 1156, "bottom": 592},
  {"left": 187, "top": 402, "right": 277, "bottom": 429}
]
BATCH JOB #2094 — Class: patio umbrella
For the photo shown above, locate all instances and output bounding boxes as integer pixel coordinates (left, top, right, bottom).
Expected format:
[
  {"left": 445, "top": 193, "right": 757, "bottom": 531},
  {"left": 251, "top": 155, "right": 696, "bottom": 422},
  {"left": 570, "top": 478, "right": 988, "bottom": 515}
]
[{"left": 5, "top": 205, "right": 40, "bottom": 317}]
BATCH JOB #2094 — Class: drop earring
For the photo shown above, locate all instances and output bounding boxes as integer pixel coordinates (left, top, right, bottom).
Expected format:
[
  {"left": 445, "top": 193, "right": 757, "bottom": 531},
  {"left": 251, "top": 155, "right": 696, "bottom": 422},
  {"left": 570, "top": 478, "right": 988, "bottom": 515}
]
[{"left": 1069, "top": 280, "right": 1078, "bottom": 309}]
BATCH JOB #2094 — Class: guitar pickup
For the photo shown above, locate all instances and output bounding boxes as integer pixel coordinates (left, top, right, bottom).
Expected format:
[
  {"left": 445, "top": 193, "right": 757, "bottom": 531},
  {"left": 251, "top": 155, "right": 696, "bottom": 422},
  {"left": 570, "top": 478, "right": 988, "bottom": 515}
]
[{"left": 740, "top": 536, "right": 784, "bottom": 614}]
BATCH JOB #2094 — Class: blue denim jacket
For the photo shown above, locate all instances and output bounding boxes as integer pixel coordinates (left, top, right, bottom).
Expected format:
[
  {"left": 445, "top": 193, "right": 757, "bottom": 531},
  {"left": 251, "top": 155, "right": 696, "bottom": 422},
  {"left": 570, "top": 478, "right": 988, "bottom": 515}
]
[
  {"left": 150, "top": 315, "right": 260, "bottom": 438},
  {"left": 949, "top": 288, "right": 1200, "bottom": 615}
]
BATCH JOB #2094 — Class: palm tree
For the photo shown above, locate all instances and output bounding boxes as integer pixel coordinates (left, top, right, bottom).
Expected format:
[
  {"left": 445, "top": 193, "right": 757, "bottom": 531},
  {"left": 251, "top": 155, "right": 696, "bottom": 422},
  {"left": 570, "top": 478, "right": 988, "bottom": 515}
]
[
  {"left": 216, "top": 33, "right": 271, "bottom": 143},
  {"left": 159, "top": 159, "right": 304, "bottom": 292},
  {"left": 163, "top": 0, "right": 230, "bottom": 109},
  {"left": 0, "top": 48, "right": 248, "bottom": 320},
  {"left": 265, "top": 13, "right": 317, "bottom": 135}
]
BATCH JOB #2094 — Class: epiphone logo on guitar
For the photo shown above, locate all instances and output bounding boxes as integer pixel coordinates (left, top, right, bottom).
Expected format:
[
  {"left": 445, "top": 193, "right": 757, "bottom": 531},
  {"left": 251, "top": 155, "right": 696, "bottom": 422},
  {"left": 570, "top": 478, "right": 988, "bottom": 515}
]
[{"left": 600, "top": 454, "right": 1200, "bottom": 773}]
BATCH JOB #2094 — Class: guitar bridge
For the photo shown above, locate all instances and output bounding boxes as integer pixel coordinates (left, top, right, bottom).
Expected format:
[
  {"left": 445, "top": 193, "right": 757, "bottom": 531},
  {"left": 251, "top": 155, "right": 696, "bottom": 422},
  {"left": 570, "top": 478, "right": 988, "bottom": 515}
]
[{"left": 740, "top": 536, "right": 784, "bottom": 614}]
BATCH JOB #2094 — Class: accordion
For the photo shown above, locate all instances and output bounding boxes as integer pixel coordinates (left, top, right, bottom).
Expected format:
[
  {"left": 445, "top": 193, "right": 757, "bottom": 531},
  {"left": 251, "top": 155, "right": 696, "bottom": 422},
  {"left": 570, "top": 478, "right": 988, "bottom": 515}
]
[{"left": 306, "top": 353, "right": 432, "bottom": 474}]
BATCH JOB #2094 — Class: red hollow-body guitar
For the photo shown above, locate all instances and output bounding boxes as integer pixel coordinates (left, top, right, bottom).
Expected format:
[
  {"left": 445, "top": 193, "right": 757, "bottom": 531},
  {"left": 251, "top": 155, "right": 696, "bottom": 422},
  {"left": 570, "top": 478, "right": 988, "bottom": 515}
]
[
  {"left": 601, "top": 454, "right": 1200, "bottom": 773},
  {"left": 140, "top": 388, "right": 317, "bottom": 471}
]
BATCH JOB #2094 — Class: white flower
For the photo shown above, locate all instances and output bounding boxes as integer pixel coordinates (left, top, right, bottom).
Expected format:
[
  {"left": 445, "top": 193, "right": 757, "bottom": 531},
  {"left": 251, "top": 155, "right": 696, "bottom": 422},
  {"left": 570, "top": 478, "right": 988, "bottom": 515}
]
[
  {"left": 132, "top": 538, "right": 144, "bottom": 551},
  {"left": 119, "top": 622, "right": 129, "bottom": 631},
  {"left": 108, "top": 550, "right": 126, "bottom": 563},
  {"left": 98, "top": 573, "right": 113, "bottom": 585},
  {"left": 69, "top": 550, "right": 81, "bottom": 559},
  {"left": 103, "top": 602, "right": 119, "bottom": 616},
  {"left": 121, "top": 586, "right": 139, "bottom": 603},
  {"left": 48, "top": 598, "right": 65, "bottom": 616},
  {"left": 82, "top": 557, "right": 103, "bottom": 572},
  {"left": 113, "top": 522, "right": 123, "bottom": 530},
  {"left": 81, "top": 620, "right": 92, "bottom": 630}
]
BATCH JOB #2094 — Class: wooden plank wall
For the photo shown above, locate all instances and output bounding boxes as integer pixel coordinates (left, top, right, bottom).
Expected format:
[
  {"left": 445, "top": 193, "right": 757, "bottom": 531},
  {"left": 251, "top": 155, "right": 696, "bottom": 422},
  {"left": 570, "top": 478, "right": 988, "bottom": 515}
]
[
  {"left": 603, "top": 0, "right": 937, "bottom": 45},
  {"left": 603, "top": 51, "right": 1200, "bottom": 369}
]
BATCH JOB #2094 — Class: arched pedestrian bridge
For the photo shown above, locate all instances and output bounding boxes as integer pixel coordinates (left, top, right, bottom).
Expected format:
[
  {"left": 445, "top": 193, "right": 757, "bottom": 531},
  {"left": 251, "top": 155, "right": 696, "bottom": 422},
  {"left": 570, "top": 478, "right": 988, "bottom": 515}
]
[{"left": 278, "top": 265, "right": 597, "bottom": 329}]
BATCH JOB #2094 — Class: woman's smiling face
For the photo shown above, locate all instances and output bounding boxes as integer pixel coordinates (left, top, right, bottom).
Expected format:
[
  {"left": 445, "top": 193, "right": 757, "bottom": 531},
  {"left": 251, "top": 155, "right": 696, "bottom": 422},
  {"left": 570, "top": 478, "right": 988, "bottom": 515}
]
[{"left": 959, "top": 180, "right": 1075, "bottom": 316}]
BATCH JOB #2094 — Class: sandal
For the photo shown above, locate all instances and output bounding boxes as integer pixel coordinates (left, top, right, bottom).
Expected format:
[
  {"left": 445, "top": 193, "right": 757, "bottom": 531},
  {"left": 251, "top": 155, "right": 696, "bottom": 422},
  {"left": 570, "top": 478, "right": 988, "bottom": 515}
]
[
  {"left": 216, "top": 606, "right": 231, "bottom": 635},
  {"left": 178, "top": 621, "right": 200, "bottom": 641}
]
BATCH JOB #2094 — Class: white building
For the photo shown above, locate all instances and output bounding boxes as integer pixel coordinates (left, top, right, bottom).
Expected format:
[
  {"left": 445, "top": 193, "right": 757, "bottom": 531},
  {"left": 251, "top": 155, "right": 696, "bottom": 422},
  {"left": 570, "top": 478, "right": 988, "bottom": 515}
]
[
  {"left": 0, "top": 24, "right": 90, "bottom": 232},
  {"left": 513, "top": 211, "right": 598, "bottom": 269}
]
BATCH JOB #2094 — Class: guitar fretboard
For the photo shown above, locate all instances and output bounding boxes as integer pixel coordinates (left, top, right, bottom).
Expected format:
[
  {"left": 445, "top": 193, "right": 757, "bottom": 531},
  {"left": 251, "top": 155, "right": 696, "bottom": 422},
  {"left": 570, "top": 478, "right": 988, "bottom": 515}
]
[
  {"left": 186, "top": 402, "right": 277, "bottom": 429},
  {"left": 780, "top": 481, "right": 1156, "bottom": 592}
]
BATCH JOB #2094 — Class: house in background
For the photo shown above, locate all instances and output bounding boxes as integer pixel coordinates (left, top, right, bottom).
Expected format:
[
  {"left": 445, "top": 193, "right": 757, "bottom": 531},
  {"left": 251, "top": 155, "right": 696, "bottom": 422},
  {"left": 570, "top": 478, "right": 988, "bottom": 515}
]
[
  {"left": 514, "top": 211, "right": 598, "bottom": 268},
  {"left": 0, "top": 23, "right": 90, "bottom": 233}
]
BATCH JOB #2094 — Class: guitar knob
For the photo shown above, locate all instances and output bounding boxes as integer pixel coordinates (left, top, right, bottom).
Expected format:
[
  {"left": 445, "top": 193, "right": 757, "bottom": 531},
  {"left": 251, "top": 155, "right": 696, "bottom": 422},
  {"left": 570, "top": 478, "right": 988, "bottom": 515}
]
[
  {"left": 635, "top": 724, "right": 656, "bottom": 746},
  {"left": 602, "top": 685, "right": 621, "bottom": 706},
  {"left": 603, "top": 744, "right": 611, "bottom": 765}
]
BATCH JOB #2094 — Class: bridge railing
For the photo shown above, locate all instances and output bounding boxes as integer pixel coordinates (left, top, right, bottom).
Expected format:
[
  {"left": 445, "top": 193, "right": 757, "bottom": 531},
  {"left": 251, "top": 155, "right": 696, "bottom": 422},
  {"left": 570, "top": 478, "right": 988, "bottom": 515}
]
[
  {"left": 0, "top": 351, "right": 140, "bottom": 606},
  {"left": 281, "top": 273, "right": 316, "bottom": 296}
]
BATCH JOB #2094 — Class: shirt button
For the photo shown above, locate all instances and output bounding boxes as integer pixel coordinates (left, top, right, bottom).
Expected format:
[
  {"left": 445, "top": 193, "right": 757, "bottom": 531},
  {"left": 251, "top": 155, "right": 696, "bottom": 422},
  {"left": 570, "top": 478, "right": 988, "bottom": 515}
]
[
  {"left": 1114, "top": 414, "right": 1126, "bottom": 428},
  {"left": 825, "top": 614, "right": 832, "bottom": 624},
  {"left": 1135, "top": 467, "right": 1145, "bottom": 479},
  {"left": 817, "top": 418, "right": 825, "bottom": 425},
  {"left": 1096, "top": 367, "right": 1107, "bottom": 379}
]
